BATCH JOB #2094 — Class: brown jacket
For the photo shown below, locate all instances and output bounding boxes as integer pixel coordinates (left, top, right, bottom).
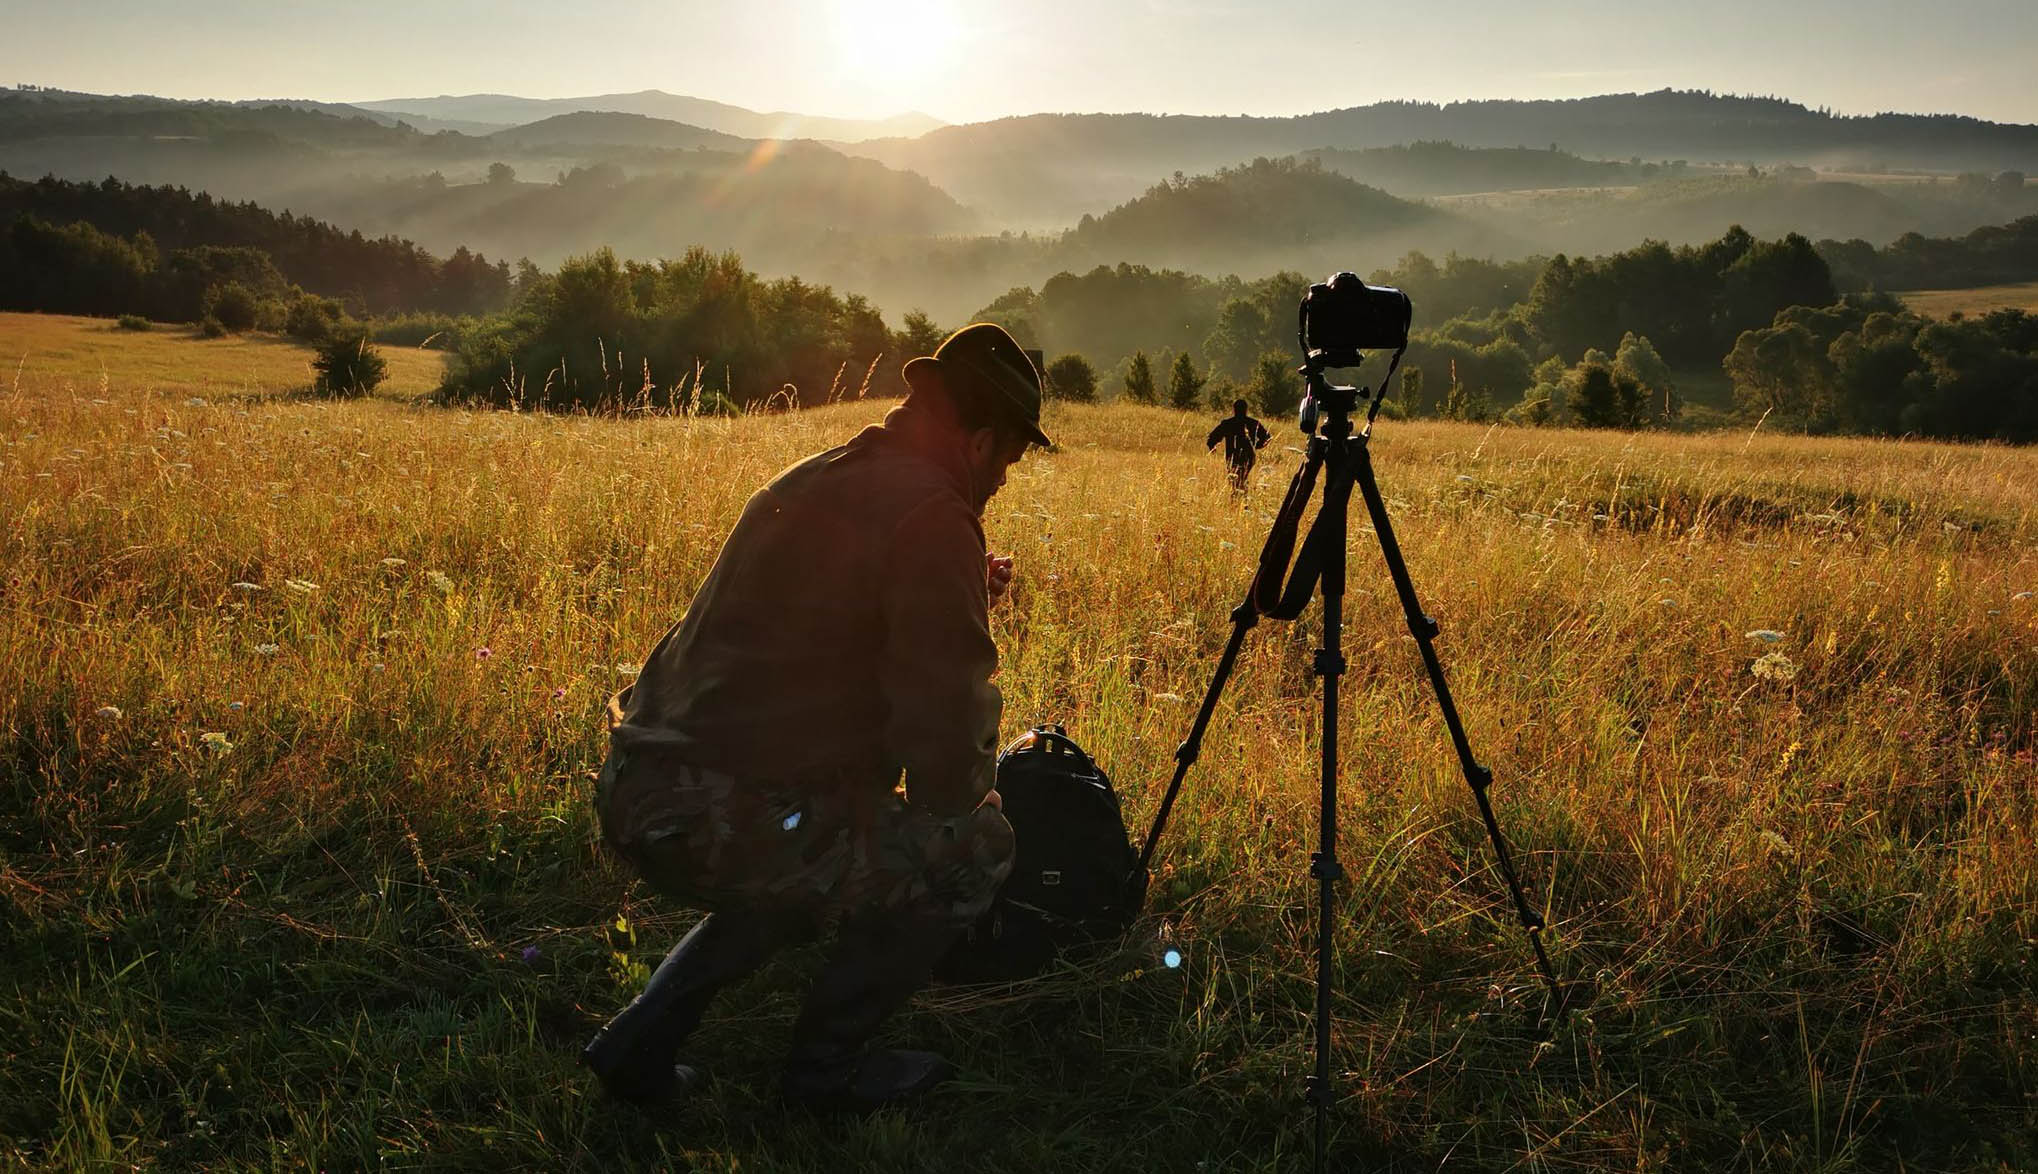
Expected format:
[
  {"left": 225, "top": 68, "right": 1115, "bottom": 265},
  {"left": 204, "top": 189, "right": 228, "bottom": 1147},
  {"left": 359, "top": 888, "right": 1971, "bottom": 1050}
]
[{"left": 613, "top": 404, "right": 1001, "bottom": 817}]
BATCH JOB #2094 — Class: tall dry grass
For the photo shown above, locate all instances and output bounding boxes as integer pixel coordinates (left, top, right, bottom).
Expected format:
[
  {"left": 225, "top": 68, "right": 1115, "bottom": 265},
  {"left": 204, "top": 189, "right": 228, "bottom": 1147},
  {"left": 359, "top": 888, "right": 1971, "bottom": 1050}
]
[{"left": 2, "top": 313, "right": 2034, "bottom": 1170}]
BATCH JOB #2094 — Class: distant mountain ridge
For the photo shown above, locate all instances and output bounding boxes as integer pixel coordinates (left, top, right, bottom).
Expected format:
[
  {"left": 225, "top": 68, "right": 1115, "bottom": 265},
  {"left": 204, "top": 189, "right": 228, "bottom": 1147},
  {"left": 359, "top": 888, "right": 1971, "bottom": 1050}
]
[
  {"left": 356, "top": 90, "right": 944, "bottom": 143},
  {"left": 841, "top": 90, "right": 2038, "bottom": 225}
]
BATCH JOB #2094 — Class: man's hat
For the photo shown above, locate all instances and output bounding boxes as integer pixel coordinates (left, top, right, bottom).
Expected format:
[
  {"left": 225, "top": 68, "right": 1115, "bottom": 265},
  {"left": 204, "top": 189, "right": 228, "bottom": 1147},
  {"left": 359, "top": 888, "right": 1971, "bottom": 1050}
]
[{"left": 903, "top": 323, "right": 1051, "bottom": 448}]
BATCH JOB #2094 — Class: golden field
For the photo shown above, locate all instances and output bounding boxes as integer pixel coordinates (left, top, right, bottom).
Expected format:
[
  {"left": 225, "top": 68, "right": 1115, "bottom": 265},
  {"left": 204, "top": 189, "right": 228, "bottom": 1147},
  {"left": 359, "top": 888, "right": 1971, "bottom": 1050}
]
[
  {"left": 1898, "top": 281, "right": 2038, "bottom": 319},
  {"left": 1, "top": 311, "right": 2033, "bottom": 1171}
]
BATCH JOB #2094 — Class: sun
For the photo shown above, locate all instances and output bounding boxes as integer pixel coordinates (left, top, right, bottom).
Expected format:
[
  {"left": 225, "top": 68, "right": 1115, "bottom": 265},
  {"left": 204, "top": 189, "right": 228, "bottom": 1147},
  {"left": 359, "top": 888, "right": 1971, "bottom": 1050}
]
[{"left": 830, "top": 0, "right": 964, "bottom": 100}]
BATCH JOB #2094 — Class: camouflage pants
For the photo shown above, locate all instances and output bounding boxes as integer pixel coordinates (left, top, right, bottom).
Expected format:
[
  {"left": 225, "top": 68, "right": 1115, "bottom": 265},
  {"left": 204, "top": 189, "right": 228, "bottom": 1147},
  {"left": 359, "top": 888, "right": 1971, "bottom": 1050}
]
[{"left": 595, "top": 740, "right": 1014, "bottom": 929}]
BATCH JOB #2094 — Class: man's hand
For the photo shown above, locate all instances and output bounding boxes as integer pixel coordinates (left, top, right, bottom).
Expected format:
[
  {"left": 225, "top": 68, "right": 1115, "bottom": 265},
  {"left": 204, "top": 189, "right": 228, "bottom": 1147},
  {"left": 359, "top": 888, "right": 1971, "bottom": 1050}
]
[{"left": 987, "top": 553, "right": 1014, "bottom": 605}]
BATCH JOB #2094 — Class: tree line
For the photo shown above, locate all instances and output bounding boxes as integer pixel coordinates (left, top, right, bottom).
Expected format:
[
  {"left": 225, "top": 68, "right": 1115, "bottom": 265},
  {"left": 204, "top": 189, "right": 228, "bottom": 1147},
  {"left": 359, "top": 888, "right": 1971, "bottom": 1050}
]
[
  {"left": 0, "top": 173, "right": 511, "bottom": 316},
  {"left": 975, "top": 227, "right": 1831, "bottom": 419},
  {"left": 1726, "top": 297, "right": 2037, "bottom": 440},
  {"left": 1817, "top": 213, "right": 2038, "bottom": 293},
  {"left": 438, "top": 246, "right": 944, "bottom": 412}
]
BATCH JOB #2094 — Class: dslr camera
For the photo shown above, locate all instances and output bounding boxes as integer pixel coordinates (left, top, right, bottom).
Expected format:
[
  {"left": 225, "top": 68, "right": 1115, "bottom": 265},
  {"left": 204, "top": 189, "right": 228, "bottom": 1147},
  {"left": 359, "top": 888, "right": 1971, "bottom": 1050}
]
[{"left": 1298, "top": 271, "right": 1411, "bottom": 368}]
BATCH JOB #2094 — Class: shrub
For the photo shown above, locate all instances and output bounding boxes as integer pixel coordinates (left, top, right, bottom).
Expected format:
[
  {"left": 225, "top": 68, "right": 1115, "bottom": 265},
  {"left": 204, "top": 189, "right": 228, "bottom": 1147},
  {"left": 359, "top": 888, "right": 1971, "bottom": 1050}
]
[
  {"left": 1166, "top": 352, "right": 1206, "bottom": 410},
  {"left": 1247, "top": 350, "right": 1300, "bottom": 418},
  {"left": 1204, "top": 373, "right": 1241, "bottom": 412},
  {"left": 1044, "top": 354, "right": 1098, "bottom": 402},
  {"left": 197, "top": 315, "right": 227, "bottom": 339},
  {"left": 203, "top": 282, "right": 261, "bottom": 333},
  {"left": 285, "top": 293, "right": 345, "bottom": 343},
  {"left": 312, "top": 330, "right": 389, "bottom": 398},
  {"left": 371, "top": 312, "right": 467, "bottom": 349},
  {"left": 694, "top": 390, "right": 742, "bottom": 417},
  {"left": 1121, "top": 350, "right": 1157, "bottom": 404},
  {"left": 116, "top": 314, "right": 150, "bottom": 332}
]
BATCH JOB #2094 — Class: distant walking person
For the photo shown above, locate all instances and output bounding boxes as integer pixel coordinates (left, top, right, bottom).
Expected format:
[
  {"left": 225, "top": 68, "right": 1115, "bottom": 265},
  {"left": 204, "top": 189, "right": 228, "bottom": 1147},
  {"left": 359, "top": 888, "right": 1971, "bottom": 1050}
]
[{"left": 1206, "top": 399, "right": 1270, "bottom": 493}]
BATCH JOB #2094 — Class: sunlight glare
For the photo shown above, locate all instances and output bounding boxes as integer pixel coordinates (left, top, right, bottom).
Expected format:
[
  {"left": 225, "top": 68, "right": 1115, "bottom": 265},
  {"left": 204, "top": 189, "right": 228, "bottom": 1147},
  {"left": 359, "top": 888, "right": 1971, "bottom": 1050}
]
[{"left": 831, "top": 0, "right": 963, "bottom": 99}]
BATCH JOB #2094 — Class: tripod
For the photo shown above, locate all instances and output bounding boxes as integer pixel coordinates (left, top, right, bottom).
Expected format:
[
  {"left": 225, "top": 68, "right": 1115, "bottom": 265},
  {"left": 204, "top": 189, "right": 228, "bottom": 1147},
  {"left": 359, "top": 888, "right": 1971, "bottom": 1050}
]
[{"left": 1133, "top": 349, "right": 1566, "bottom": 1172}]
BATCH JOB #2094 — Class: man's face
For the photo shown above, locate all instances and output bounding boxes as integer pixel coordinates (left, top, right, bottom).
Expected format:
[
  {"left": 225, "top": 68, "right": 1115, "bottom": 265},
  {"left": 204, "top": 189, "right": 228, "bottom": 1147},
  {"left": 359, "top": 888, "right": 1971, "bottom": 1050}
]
[{"left": 965, "top": 426, "right": 1028, "bottom": 512}]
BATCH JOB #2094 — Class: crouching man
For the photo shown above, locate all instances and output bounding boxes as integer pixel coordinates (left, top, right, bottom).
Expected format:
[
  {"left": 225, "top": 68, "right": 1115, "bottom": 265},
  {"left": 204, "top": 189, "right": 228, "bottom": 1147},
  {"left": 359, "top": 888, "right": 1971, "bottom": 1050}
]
[{"left": 583, "top": 324, "right": 1047, "bottom": 1113}]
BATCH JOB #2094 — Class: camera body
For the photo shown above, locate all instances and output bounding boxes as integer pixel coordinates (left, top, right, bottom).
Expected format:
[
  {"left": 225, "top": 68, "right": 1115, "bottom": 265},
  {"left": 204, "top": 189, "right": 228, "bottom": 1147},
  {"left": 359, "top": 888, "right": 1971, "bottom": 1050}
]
[{"left": 1300, "top": 272, "right": 1411, "bottom": 366}]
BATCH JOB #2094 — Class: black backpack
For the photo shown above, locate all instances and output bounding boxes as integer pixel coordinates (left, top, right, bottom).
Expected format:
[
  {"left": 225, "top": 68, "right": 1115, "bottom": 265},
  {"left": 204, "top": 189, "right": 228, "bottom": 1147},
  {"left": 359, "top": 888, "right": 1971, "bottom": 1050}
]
[{"left": 935, "top": 725, "right": 1147, "bottom": 983}]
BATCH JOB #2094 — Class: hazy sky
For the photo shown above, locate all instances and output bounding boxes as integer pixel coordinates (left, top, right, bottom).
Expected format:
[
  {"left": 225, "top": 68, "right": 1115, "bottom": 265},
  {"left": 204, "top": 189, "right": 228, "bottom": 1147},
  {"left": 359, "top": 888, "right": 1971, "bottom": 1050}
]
[{"left": 3, "top": 0, "right": 2034, "bottom": 125}]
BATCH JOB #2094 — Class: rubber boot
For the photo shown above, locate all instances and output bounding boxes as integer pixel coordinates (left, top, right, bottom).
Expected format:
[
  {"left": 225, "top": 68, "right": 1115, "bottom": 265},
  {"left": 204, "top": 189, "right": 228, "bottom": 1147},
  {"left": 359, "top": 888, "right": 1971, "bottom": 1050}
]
[
  {"left": 582, "top": 911, "right": 802, "bottom": 1104},
  {"left": 781, "top": 914, "right": 964, "bottom": 1114}
]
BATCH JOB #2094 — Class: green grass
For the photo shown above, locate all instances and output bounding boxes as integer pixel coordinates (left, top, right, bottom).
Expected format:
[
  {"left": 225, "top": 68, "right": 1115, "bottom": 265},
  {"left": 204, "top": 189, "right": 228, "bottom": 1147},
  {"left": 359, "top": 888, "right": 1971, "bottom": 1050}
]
[{"left": 1, "top": 323, "right": 2034, "bottom": 1171}]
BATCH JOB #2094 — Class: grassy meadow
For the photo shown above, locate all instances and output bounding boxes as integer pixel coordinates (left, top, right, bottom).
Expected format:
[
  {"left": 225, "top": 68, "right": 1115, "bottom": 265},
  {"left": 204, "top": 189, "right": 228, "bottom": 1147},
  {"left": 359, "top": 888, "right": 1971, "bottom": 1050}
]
[
  {"left": 1898, "top": 282, "right": 2038, "bottom": 320},
  {"left": 2, "top": 312, "right": 2035, "bottom": 1171}
]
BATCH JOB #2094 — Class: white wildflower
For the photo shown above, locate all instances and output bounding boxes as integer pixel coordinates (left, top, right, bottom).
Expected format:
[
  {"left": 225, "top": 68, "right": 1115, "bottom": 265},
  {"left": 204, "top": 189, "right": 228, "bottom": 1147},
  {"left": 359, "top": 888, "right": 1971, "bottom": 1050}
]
[
  {"left": 199, "top": 731, "right": 234, "bottom": 754},
  {"left": 284, "top": 579, "right": 319, "bottom": 594},
  {"left": 1745, "top": 629, "right": 1786, "bottom": 643},
  {"left": 614, "top": 663, "right": 641, "bottom": 677},
  {"left": 230, "top": 581, "right": 263, "bottom": 594},
  {"left": 253, "top": 643, "right": 279, "bottom": 656},
  {"left": 427, "top": 570, "right": 455, "bottom": 594},
  {"left": 1750, "top": 652, "right": 1799, "bottom": 682},
  {"left": 381, "top": 557, "right": 407, "bottom": 569}
]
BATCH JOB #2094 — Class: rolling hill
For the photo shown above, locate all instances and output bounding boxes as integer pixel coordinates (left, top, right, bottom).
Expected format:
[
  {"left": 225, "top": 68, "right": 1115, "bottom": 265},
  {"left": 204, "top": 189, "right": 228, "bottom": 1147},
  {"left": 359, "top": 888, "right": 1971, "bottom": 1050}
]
[
  {"left": 485, "top": 111, "right": 751, "bottom": 152},
  {"left": 840, "top": 91, "right": 2038, "bottom": 227},
  {"left": 357, "top": 90, "right": 943, "bottom": 143}
]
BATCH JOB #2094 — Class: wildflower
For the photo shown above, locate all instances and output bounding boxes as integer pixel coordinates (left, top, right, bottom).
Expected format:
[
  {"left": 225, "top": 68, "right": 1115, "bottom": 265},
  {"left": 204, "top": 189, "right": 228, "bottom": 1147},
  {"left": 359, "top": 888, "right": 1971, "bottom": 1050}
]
[
  {"left": 552, "top": 687, "right": 568, "bottom": 701},
  {"left": 1153, "top": 692, "right": 1186, "bottom": 705},
  {"left": 253, "top": 643, "right": 279, "bottom": 656},
  {"left": 521, "top": 945, "right": 541, "bottom": 964},
  {"left": 427, "top": 570, "right": 454, "bottom": 594},
  {"left": 284, "top": 579, "right": 319, "bottom": 594},
  {"left": 199, "top": 731, "right": 234, "bottom": 754},
  {"left": 475, "top": 646, "right": 493, "bottom": 661},
  {"left": 381, "top": 557, "right": 407, "bottom": 569},
  {"left": 95, "top": 705, "right": 123, "bottom": 720},
  {"left": 230, "top": 581, "right": 264, "bottom": 594},
  {"left": 1745, "top": 629, "right": 1786, "bottom": 643},
  {"left": 1750, "top": 652, "right": 1799, "bottom": 682},
  {"left": 614, "top": 663, "right": 641, "bottom": 677}
]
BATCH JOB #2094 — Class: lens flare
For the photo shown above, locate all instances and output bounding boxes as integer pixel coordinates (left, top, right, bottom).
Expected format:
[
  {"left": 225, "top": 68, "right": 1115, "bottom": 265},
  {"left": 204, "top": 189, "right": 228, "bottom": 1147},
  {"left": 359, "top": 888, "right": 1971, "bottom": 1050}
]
[{"left": 1163, "top": 948, "right": 1183, "bottom": 969}]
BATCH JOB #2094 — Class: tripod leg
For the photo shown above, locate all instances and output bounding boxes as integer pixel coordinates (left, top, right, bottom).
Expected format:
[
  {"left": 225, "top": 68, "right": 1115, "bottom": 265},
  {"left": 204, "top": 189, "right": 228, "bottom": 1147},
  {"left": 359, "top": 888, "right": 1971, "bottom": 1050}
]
[
  {"left": 1306, "top": 438, "right": 1357, "bottom": 1174},
  {"left": 1134, "top": 598, "right": 1256, "bottom": 880},
  {"left": 1349, "top": 441, "right": 1566, "bottom": 1021}
]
